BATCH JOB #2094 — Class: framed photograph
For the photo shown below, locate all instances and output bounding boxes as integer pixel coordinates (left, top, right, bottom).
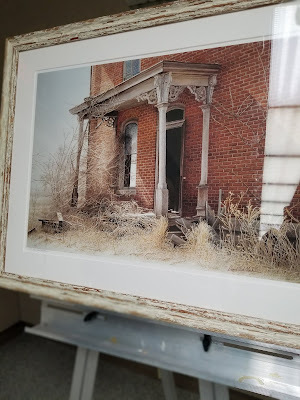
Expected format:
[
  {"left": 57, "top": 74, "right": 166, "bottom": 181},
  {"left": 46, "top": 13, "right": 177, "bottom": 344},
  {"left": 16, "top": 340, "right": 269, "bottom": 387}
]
[{"left": 1, "top": 0, "right": 300, "bottom": 348}]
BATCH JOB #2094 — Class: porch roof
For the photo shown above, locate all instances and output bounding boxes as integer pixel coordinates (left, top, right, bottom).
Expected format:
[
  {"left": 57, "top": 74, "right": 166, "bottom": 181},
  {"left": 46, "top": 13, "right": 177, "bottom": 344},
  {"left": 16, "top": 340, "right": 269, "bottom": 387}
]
[{"left": 69, "top": 61, "right": 220, "bottom": 119}]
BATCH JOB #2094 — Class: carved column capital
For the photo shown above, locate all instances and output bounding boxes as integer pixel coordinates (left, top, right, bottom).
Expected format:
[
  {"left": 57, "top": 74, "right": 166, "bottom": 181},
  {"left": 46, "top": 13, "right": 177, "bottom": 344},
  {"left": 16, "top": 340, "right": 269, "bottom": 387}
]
[
  {"left": 154, "top": 72, "right": 172, "bottom": 105},
  {"left": 137, "top": 72, "right": 188, "bottom": 106}
]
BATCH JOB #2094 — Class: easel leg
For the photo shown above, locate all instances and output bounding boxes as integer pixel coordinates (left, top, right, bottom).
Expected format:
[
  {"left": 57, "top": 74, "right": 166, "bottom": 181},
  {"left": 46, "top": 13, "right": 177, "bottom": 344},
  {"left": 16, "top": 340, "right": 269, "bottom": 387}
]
[
  {"left": 198, "top": 379, "right": 229, "bottom": 400},
  {"left": 198, "top": 379, "right": 215, "bottom": 400},
  {"left": 214, "top": 383, "right": 230, "bottom": 400},
  {"left": 160, "top": 369, "right": 178, "bottom": 400},
  {"left": 69, "top": 347, "right": 99, "bottom": 400}
]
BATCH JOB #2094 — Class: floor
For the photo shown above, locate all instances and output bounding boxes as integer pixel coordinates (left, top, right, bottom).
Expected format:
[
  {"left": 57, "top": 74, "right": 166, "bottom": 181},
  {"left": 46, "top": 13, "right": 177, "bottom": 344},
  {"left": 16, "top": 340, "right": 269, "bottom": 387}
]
[{"left": 0, "top": 331, "right": 269, "bottom": 400}]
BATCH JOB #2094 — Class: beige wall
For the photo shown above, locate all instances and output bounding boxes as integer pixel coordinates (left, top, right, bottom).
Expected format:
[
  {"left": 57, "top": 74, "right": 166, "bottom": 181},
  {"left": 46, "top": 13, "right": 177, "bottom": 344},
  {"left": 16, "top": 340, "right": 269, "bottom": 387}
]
[
  {"left": 0, "top": 289, "right": 20, "bottom": 331},
  {"left": 0, "top": 0, "right": 129, "bottom": 331}
]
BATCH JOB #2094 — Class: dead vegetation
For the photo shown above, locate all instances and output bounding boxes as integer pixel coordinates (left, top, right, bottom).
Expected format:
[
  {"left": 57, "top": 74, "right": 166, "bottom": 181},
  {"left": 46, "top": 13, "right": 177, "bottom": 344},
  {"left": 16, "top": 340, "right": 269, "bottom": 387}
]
[
  {"left": 217, "top": 193, "right": 300, "bottom": 279},
  {"left": 27, "top": 191, "right": 300, "bottom": 282},
  {"left": 28, "top": 123, "right": 299, "bottom": 282}
]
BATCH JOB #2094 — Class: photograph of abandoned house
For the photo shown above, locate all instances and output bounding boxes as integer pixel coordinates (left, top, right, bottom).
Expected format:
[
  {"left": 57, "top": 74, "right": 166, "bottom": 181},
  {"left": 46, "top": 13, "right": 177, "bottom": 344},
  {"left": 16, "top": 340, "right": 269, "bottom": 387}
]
[{"left": 27, "top": 39, "right": 300, "bottom": 282}]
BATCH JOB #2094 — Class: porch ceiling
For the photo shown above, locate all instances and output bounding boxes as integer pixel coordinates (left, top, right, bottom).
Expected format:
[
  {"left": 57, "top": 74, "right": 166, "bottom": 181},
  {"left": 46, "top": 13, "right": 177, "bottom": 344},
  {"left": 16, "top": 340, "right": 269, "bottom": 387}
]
[{"left": 69, "top": 61, "right": 220, "bottom": 119}]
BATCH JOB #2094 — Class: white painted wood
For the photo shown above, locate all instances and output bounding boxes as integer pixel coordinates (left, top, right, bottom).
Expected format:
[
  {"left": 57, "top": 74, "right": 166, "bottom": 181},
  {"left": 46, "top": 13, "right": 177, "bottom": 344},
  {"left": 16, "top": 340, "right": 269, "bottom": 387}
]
[
  {"left": 69, "top": 347, "right": 88, "bottom": 400},
  {"left": 26, "top": 298, "right": 300, "bottom": 400},
  {"left": 69, "top": 347, "right": 99, "bottom": 400},
  {"left": 259, "top": 2, "right": 300, "bottom": 236},
  {"left": 80, "top": 350, "right": 99, "bottom": 400},
  {"left": 214, "top": 383, "right": 230, "bottom": 400},
  {"left": 260, "top": 108, "right": 300, "bottom": 235},
  {"left": 4, "top": 273, "right": 300, "bottom": 350},
  {"left": 199, "top": 379, "right": 215, "bottom": 400},
  {"left": 198, "top": 380, "right": 231, "bottom": 400},
  {"left": 160, "top": 369, "right": 178, "bottom": 400},
  {"left": 26, "top": 300, "right": 300, "bottom": 400}
]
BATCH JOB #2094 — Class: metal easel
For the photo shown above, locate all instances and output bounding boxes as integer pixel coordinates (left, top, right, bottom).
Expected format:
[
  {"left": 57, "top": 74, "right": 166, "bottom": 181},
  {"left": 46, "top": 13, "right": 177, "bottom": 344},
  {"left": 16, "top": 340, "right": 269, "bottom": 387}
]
[{"left": 25, "top": 298, "right": 300, "bottom": 400}]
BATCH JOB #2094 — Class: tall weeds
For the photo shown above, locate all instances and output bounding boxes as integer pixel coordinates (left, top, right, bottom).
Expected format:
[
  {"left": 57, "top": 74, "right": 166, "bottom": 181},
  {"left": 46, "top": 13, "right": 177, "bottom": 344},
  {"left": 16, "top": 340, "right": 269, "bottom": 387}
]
[
  {"left": 219, "top": 193, "right": 300, "bottom": 275},
  {"left": 184, "top": 222, "right": 216, "bottom": 262}
]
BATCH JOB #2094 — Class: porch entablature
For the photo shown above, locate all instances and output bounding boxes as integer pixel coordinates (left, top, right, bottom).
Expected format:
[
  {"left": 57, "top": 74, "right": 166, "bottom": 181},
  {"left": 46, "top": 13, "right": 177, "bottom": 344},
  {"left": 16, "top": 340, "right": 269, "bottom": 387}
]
[{"left": 69, "top": 61, "right": 220, "bottom": 120}]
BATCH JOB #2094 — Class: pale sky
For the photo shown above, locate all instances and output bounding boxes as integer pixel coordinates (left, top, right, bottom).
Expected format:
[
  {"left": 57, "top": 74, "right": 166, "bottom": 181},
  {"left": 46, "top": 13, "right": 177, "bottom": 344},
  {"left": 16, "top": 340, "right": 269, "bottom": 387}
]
[{"left": 31, "top": 66, "right": 90, "bottom": 188}]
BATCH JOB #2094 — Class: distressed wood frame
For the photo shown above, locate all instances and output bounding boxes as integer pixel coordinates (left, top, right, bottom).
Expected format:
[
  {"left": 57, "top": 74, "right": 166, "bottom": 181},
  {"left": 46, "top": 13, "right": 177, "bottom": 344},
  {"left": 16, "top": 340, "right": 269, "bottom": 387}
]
[{"left": 1, "top": 0, "right": 299, "bottom": 349}]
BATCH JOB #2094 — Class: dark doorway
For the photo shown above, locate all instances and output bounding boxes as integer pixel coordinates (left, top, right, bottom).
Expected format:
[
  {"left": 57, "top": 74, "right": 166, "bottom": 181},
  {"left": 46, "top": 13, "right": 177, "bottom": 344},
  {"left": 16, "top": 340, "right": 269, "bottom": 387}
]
[{"left": 166, "top": 127, "right": 183, "bottom": 213}]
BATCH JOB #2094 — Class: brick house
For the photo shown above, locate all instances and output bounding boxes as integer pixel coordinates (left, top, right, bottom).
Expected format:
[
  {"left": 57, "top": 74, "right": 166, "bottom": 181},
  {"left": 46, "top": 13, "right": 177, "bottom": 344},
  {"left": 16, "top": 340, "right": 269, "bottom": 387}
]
[{"left": 70, "top": 41, "right": 300, "bottom": 233}]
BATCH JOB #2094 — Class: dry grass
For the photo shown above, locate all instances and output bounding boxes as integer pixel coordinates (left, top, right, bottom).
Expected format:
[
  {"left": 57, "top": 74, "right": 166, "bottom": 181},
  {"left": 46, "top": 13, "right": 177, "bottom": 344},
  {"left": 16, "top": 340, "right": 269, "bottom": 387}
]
[
  {"left": 29, "top": 206, "right": 176, "bottom": 264},
  {"left": 183, "top": 222, "right": 217, "bottom": 263},
  {"left": 28, "top": 189, "right": 300, "bottom": 282},
  {"left": 218, "top": 193, "right": 300, "bottom": 279}
]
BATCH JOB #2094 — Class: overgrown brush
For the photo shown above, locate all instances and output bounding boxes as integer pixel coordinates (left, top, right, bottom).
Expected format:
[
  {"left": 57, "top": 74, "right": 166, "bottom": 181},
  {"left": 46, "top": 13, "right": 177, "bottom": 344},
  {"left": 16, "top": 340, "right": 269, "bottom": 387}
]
[
  {"left": 90, "top": 199, "right": 155, "bottom": 238},
  {"left": 218, "top": 193, "right": 300, "bottom": 274},
  {"left": 183, "top": 221, "right": 216, "bottom": 262},
  {"left": 28, "top": 179, "right": 299, "bottom": 281},
  {"left": 219, "top": 192, "right": 260, "bottom": 251},
  {"left": 144, "top": 217, "right": 169, "bottom": 249}
]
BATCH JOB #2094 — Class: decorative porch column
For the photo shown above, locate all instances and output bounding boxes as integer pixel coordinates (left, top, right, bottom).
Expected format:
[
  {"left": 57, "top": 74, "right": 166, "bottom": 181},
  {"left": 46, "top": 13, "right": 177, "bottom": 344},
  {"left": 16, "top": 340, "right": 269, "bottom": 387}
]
[
  {"left": 188, "top": 75, "right": 217, "bottom": 217},
  {"left": 156, "top": 103, "right": 169, "bottom": 216},
  {"left": 196, "top": 104, "right": 211, "bottom": 217},
  {"left": 154, "top": 73, "right": 172, "bottom": 217}
]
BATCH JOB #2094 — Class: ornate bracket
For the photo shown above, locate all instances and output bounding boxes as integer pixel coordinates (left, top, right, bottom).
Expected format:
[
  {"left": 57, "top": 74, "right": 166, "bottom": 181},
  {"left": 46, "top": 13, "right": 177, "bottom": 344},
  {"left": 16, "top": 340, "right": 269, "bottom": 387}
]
[
  {"left": 137, "top": 72, "right": 185, "bottom": 105},
  {"left": 168, "top": 85, "right": 185, "bottom": 102},
  {"left": 187, "top": 86, "right": 207, "bottom": 103},
  {"left": 188, "top": 74, "right": 217, "bottom": 105},
  {"left": 101, "top": 116, "right": 116, "bottom": 127}
]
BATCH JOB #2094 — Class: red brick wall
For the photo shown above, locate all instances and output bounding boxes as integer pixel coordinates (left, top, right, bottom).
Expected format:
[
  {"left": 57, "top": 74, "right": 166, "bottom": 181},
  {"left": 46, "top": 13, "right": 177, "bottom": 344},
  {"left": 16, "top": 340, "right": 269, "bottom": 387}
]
[
  {"left": 116, "top": 105, "right": 158, "bottom": 210},
  {"left": 89, "top": 41, "right": 300, "bottom": 218},
  {"left": 86, "top": 118, "right": 119, "bottom": 202},
  {"left": 140, "top": 42, "right": 270, "bottom": 215},
  {"left": 91, "top": 62, "right": 123, "bottom": 96}
]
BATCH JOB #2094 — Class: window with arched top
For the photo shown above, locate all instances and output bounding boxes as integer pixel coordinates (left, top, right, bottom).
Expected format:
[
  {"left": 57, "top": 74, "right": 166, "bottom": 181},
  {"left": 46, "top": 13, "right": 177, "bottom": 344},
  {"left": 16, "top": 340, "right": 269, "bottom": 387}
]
[
  {"left": 166, "top": 108, "right": 185, "bottom": 124},
  {"left": 123, "top": 122, "right": 138, "bottom": 188}
]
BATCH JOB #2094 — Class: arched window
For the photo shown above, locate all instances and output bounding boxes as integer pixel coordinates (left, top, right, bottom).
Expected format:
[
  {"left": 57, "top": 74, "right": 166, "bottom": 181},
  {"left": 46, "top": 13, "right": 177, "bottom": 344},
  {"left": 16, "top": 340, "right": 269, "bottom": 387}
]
[
  {"left": 123, "top": 122, "right": 138, "bottom": 188},
  {"left": 166, "top": 108, "right": 184, "bottom": 124}
]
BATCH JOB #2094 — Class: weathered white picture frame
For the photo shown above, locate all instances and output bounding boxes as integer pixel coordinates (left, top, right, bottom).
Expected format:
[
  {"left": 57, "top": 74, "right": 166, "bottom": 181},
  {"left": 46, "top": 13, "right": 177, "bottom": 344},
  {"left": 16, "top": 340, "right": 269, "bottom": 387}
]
[{"left": 0, "top": 0, "right": 300, "bottom": 349}]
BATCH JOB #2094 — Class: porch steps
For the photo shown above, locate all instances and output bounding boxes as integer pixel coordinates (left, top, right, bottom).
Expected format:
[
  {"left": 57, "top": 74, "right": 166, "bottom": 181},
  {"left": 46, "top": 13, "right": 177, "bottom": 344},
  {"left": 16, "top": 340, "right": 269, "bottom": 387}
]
[{"left": 167, "top": 216, "right": 198, "bottom": 246}]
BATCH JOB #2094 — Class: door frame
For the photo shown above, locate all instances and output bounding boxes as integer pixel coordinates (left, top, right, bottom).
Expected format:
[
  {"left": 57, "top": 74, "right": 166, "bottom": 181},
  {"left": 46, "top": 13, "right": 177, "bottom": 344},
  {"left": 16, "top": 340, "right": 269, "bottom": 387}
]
[{"left": 166, "top": 118, "right": 185, "bottom": 215}]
